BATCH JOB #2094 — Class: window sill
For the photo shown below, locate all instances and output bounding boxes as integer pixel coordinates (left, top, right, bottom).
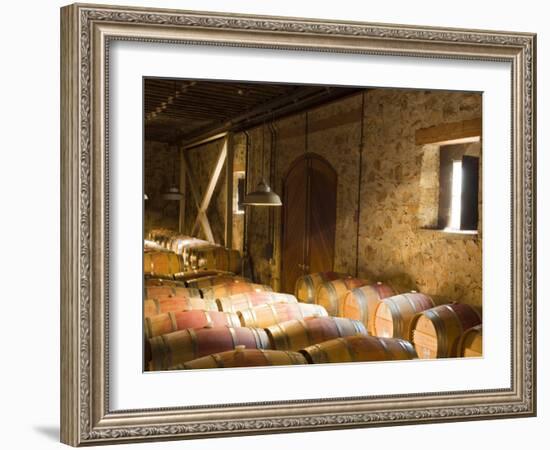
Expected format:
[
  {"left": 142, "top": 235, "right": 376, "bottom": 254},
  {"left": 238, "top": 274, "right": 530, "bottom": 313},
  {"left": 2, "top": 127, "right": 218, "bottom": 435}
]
[{"left": 418, "top": 228, "right": 479, "bottom": 240}]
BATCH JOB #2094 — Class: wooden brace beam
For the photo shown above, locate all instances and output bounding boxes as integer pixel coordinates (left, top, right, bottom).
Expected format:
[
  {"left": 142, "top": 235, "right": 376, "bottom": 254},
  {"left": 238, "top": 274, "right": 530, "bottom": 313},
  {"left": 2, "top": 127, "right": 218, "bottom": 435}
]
[
  {"left": 181, "top": 152, "right": 215, "bottom": 243},
  {"left": 187, "top": 136, "right": 228, "bottom": 242}
]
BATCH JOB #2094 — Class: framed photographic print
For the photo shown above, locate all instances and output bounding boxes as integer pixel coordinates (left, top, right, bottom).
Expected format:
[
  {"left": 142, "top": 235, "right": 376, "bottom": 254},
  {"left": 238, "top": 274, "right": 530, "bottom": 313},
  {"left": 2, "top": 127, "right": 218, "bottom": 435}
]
[{"left": 60, "top": 3, "right": 536, "bottom": 446}]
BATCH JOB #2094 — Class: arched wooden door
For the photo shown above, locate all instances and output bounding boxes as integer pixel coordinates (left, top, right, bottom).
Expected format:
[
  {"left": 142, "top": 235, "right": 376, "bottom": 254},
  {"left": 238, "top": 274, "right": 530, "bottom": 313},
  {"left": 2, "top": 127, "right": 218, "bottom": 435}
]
[{"left": 281, "top": 153, "right": 337, "bottom": 294}]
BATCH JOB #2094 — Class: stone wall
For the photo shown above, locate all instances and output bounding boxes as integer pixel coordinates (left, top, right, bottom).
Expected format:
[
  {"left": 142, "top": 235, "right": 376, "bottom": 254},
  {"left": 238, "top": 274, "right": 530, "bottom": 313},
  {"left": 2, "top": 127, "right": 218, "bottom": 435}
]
[
  {"left": 143, "top": 140, "right": 180, "bottom": 235},
  {"left": 358, "top": 89, "right": 482, "bottom": 306}
]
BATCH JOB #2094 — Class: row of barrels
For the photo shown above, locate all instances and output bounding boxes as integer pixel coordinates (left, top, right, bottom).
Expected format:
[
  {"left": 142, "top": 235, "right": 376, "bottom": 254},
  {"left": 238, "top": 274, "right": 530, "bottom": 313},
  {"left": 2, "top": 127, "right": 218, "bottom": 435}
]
[
  {"left": 145, "top": 313, "right": 417, "bottom": 371},
  {"left": 295, "top": 272, "right": 483, "bottom": 359},
  {"left": 143, "top": 273, "right": 415, "bottom": 370},
  {"left": 146, "top": 229, "right": 242, "bottom": 274},
  {"left": 144, "top": 248, "right": 241, "bottom": 277},
  {"left": 144, "top": 274, "right": 481, "bottom": 371}
]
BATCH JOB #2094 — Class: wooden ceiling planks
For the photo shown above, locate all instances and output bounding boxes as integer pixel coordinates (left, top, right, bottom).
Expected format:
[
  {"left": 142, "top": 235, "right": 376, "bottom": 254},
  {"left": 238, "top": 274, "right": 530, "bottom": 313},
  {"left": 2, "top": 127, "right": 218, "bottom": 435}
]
[{"left": 144, "top": 78, "right": 361, "bottom": 144}]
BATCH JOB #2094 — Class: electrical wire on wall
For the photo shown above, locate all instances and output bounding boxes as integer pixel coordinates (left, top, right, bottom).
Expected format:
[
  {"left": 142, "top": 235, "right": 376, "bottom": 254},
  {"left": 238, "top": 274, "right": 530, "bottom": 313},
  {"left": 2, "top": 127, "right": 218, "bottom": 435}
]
[
  {"left": 242, "top": 130, "right": 254, "bottom": 280},
  {"left": 268, "top": 119, "right": 279, "bottom": 290},
  {"left": 267, "top": 120, "right": 277, "bottom": 259},
  {"left": 303, "top": 111, "right": 311, "bottom": 274},
  {"left": 355, "top": 91, "right": 366, "bottom": 278}
]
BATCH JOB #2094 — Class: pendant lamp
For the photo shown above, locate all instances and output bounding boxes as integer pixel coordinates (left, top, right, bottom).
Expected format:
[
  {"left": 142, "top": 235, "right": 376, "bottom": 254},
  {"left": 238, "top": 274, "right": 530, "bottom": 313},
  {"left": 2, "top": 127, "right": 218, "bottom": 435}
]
[
  {"left": 162, "top": 150, "right": 183, "bottom": 201},
  {"left": 162, "top": 185, "right": 183, "bottom": 201},
  {"left": 243, "top": 122, "right": 282, "bottom": 207},
  {"left": 242, "top": 179, "right": 281, "bottom": 206}
]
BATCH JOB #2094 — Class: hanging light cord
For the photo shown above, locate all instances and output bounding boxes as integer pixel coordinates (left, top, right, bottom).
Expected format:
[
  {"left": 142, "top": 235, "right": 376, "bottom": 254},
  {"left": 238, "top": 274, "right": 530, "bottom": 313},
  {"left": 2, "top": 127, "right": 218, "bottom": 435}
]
[
  {"left": 242, "top": 130, "right": 251, "bottom": 256},
  {"left": 355, "top": 91, "right": 366, "bottom": 278},
  {"left": 303, "top": 111, "right": 311, "bottom": 273}
]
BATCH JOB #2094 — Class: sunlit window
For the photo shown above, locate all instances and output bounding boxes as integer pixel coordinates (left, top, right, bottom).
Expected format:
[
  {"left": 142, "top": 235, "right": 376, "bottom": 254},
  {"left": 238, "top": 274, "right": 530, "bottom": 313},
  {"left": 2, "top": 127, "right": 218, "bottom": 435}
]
[{"left": 448, "top": 160, "right": 463, "bottom": 231}]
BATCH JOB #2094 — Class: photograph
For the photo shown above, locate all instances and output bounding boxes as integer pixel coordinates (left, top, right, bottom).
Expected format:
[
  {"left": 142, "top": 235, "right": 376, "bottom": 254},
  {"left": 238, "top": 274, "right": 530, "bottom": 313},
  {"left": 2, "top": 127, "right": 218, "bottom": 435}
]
[
  {"left": 143, "top": 79, "right": 483, "bottom": 371},
  {"left": 58, "top": 2, "right": 536, "bottom": 445}
]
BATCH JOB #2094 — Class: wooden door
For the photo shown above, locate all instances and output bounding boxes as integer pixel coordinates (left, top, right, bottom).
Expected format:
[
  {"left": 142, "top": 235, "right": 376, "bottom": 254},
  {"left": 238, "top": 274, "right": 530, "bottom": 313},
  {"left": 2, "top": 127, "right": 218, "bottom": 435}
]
[{"left": 281, "top": 154, "right": 337, "bottom": 293}]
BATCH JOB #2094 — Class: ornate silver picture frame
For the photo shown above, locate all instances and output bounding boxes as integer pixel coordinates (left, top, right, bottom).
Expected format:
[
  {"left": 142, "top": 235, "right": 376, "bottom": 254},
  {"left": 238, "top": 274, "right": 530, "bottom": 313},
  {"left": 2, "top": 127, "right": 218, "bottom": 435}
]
[{"left": 60, "top": 3, "right": 536, "bottom": 446}]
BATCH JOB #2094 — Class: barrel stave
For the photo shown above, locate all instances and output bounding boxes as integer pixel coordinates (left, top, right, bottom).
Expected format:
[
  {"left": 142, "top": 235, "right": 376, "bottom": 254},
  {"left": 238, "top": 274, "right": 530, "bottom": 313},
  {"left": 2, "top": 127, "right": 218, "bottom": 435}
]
[
  {"left": 300, "top": 335, "right": 417, "bottom": 364},
  {"left": 238, "top": 303, "right": 328, "bottom": 328},
  {"left": 148, "top": 327, "right": 271, "bottom": 370},
  {"left": 266, "top": 316, "right": 367, "bottom": 351}
]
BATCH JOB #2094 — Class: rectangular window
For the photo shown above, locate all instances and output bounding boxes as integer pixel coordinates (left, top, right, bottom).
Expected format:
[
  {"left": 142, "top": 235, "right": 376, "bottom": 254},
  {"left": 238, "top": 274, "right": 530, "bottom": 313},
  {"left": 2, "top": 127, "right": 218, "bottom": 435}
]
[
  {"left": 438, "top": 143, "right": 480, "bottom": 232},
  {"left": 448, "top": 160, "right": 463, "bottom": 230}
]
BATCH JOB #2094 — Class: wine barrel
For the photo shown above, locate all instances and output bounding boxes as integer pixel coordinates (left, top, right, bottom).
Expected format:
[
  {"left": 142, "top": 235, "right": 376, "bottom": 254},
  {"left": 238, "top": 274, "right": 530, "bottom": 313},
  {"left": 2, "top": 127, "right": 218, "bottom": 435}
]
[
  {"left": 340, "top": 282, "right": 396, "bottom": 333},
  {"left": 174, "top": 348, "right": 308, "bottom": 370},
  {"left": 372, "top": 292, "right": 435, "bottom": 339},
  {"left": 457, "top": 325, "right": 483, "bottom": 357},
  {"left": 300, "top": 335, "right": 417, "bottom": 364},
  {"left": 144, "top": 297, "right": 218, "bottom": 318},
  {"left": 266, "top": 316, "right": 368, "bottom": 352},
  {"left": 143, "top": 251, "right": 184, "bottom": 278},
  {"left": 168, "top": 235, "right": 212, "bottom": 255},
  {"left": 144, "top": 240, "right": 170, "bottom": 252},
  {"left": 238, "top": 303, "right": 328, "bottom": 328},
  {"left": 201, "top": 282, "right": 273, "bottom": 300},
  {"left": 410, "top": 303, "right": 482, "bottom": 359},
  {"left": 294, "top": 272, "right": 348, "bottom": 304},
  {"left": 148, "top": 228, "right": 178, "bottom": 243},
  {"left": 144, "top": 285, "right": 202, "bottom": 300},
  {"left": 174, "top": 270, "right": 234, "bottom": 283},
  {"left": 144, "top": 278, "right": 187, "bottom": 288},
  {"left": 148, "top": 327, "right": 270, "bottom": 370},
  {"left": 315, "top": 277, "right": 368, "bottom": 316},
  {"left": 189, "top": 246, "right": 242, "bottom": 274},
  {"left": 144, "top": 310, "right": 241, "bottom": 339},
  {"left": 217, "top": 291, "right": 298, "bottom": 313},
  {"left": 186, "top": 275, "right": 250, "bottom": 290},
  {"left": 149, "top": 229, "right": 180, "bottom": 250}
]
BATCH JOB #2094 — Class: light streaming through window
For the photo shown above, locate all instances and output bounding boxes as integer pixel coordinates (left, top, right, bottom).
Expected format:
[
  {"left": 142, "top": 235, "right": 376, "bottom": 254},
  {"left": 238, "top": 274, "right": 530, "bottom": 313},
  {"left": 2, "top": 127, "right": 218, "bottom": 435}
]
[{"left": 448, "top": 159, "right": 462, "bottom": 230}]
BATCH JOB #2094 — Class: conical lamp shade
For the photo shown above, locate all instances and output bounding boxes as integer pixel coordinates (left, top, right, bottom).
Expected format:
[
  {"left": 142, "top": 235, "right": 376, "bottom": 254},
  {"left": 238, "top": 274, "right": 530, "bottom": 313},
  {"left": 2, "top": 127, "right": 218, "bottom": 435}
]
[
  {"left": 243, "top": 180, "right": 282, "bottom": 206},
  {"left": 162, "top": 185, "right": 183, "bottom": 201},
  {"left": 144, "top": 193, "right": 149, "bottom": 200}
]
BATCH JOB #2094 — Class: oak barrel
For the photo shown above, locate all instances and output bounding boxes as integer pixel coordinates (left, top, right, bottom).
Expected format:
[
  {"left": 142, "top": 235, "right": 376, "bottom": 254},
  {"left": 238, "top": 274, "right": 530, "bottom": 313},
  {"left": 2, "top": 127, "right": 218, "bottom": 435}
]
[
  {"left": 147, "top": 228, "right": 177, "bottom": 241},
  {"left": 340, "top": 282, "right": 396, "bottom": 333},
  {"left": 147, "top": 228, "right": 178, "bottom": 247},
  {"left": 266, "top": 316, "right": 368, "bottom": 352},
  {"left": 457, "top": 325, "right": 483, "bottom": 357},
  {"left": 144, "top": 278, "right": 187, "bottom": 288},
  {"left": 144, "top": 310, "right": 241, "bottom": 339},
  {"left": 143, "top": 251, "right": 184, "bottom": 278},
  {"left": 201, "top": 282, "right": 273, "bottom": 300},
  {"left": 410, "top": 303, "right": 482, "bottom": 359},
  {"left": 168, "top": 236, "right": 212, "bottom": 255},
  {"left": 148, "top": 327, "right": 270, "bottom": 370},
  {"left": 186, "top": 275, "right": 250, "bottom": 290},
  {"left": 300, "top": 335, "right": 417, "bottom": 364},
  {"left": 189, "top": 246, "right": 242, "bottom": 274},
  {"left": 372, "top": 292, "right": 435, "bottom": 339},
  {"left": 172, "top": 270, "right": 230, "bottom": 282},
  {"left": 238, "top": 303, "right": 328, "bottom": 328},
  {"left": 144, "top": 285, "right": 201, "bottom": 300},
  {"left": 216, "top": 291, "right": 298, "bottom": 313},
  {"left": 143, "top": 297, "right": 218, "bottom": 318},
  {"left": 174, "top": 348, "right": 308, "bottom": 370},
  {"left": 144, "top": 240, "right": 170, "bottom": 252},
  {"left": 294, "top": 272, "right": 348, "bottom": 304},
  {"left": 315, "top": 277, "right": 368, "bottom": 316}
]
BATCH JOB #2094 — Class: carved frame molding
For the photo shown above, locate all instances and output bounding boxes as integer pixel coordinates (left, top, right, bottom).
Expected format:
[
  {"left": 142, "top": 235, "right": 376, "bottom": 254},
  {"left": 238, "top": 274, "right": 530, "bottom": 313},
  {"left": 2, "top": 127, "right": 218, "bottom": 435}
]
[{"left": 60, "top": 3, "right": 536, "bottom": 446}]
